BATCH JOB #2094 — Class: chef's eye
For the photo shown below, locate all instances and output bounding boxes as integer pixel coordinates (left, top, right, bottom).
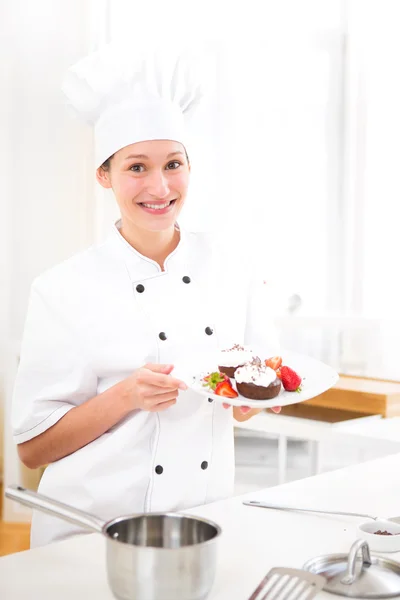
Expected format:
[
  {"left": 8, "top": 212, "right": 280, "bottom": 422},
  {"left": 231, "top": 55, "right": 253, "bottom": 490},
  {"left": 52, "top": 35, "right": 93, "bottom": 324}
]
[
  {"left": 130, "top": 164, "right": 145, "bottom": 173},
  {"left": 166, "top": 161, "right": 181, "bottom": 170}
]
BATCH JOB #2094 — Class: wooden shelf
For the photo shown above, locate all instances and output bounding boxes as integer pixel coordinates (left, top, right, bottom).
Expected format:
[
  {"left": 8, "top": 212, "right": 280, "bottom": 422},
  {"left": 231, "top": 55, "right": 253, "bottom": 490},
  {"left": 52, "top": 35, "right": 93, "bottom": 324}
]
[
  {"left": 280, "top": 404, "right": 373, "bottom": 423},
  {"left": 0, "top": 484, "right": 30, "bottom": 556},
  {"left": 301, "top": 375, "right": 400, "bottom": 418}
]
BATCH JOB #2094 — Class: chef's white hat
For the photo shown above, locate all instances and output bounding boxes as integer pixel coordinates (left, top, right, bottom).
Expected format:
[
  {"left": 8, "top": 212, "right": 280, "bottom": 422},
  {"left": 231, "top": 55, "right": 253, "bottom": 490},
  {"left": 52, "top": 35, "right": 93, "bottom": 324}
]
[{"left": 62, "top": 42, "right": 208, "bottom": 168}]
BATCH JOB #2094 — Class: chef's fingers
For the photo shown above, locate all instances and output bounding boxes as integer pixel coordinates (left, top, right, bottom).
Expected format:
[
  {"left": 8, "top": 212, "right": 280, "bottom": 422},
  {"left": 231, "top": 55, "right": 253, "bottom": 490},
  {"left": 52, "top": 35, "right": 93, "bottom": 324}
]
[
  {"left": 141, "top": 370, "right": 187, "bottom": 391},
  {"left": 222, "top": 403, "right": 231, "bottom": 409},
  {"left": 141, "top": 386, "right": 180, "bottom": 400},
  {"left": 239, "top": 406, "right": 251, "bottom": 414},
  {"left": 141, "top": 384, "right": 181, "bottom": 396},
  {"left": 149, "top": 399, "right": 177, "bottom": 412},
  {"left": 270, "top": 406, "right": 281, "bottom": 413},
  {"left": 143, "top": 363, "right": 174, "bottom": 374}
]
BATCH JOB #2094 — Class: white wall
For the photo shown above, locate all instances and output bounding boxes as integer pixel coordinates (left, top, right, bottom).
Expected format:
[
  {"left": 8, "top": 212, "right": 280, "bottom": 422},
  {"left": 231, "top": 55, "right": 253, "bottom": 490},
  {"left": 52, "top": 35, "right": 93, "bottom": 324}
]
[
  {"left": 0, "top": 6, "right": 13, "bottom": 485},
  {"left": 1, "top": 1, "right": 94, "bottom": 514}
]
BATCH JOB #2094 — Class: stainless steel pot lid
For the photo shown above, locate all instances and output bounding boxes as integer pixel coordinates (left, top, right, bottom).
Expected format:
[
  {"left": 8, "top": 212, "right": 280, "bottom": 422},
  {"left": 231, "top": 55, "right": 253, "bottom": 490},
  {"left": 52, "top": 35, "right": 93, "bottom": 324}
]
[{"left": 303, "top": 539, "right": 400, "bottom": 598}]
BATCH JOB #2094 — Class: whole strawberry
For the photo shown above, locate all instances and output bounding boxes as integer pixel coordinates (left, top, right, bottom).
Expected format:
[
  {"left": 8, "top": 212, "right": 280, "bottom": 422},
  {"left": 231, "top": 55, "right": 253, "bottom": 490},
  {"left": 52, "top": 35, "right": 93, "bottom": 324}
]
[{"left": 280, "top": 366, "right": 302, "bottom": 392}]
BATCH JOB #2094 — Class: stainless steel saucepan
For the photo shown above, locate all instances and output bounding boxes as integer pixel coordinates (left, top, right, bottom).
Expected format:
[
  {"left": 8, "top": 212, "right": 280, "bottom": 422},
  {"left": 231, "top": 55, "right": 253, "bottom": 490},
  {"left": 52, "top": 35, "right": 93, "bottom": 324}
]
[{"left": 6, "top": 485, "right": 221, "bottom": 600}]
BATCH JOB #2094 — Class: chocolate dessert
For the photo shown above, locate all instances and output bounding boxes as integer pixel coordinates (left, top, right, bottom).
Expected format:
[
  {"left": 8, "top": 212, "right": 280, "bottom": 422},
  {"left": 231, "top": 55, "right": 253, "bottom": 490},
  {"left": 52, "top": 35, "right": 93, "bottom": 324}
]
[
  {"left": 218, "top": 365, "right": 237, "bottom": 379},
  {"left": 235, "top": 357, "right": 281, "bottom": 400},
  {"left": 236, "top": 378, "right": 282, "bottom": 400},
  {"left": 218, "top": 344, "right": 253, "bottom": 379}
]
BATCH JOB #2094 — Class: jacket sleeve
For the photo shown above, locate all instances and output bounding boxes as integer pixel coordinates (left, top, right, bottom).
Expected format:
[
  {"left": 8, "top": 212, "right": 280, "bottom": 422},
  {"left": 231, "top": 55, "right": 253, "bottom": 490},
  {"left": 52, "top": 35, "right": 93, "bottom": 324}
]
[{"left": 12, "top": 280, "right": 97, "bottom": 444}]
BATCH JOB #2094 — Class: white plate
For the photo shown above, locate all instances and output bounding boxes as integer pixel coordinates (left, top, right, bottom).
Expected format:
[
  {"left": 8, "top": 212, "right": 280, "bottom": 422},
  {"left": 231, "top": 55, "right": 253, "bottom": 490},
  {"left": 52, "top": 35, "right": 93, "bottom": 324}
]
[{"left": 175, "top": 351, "right": 339, "bottom": 409}]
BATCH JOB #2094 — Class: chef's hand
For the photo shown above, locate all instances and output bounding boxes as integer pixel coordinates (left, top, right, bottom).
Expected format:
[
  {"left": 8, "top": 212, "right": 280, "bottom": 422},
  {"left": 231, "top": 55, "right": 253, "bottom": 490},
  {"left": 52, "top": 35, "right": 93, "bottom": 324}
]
[
  {"left": 222, "top": 403, "right": 281, "bottom": 422},
  {"left": 123, "top": 363, "right": 187, "bottom": 412}
]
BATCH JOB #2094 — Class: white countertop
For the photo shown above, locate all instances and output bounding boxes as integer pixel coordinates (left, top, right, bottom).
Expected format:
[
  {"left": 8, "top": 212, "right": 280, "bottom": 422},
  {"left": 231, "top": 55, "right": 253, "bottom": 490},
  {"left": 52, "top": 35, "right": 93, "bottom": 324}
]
[{"left": 2, "top": 452, "right": 400, "bottom": 599}]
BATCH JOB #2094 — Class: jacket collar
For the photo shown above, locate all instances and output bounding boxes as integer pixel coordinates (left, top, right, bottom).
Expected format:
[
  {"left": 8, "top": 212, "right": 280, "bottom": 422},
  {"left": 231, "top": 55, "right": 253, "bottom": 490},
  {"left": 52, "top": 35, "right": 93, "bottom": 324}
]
[{"left": 106, "top": 219, "right": 188, "bottom": 282}]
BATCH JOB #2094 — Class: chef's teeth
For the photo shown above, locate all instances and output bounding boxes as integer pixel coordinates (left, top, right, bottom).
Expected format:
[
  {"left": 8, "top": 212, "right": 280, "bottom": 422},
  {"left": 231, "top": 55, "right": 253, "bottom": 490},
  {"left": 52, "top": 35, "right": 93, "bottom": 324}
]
[{"left": 142, "top": 201, "right": 171, "bottom": 210}]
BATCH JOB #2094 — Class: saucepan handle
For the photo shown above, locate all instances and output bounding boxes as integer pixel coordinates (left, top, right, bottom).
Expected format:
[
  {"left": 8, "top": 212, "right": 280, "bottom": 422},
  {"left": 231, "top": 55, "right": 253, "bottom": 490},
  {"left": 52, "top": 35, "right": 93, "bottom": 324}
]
[{"left": 6, "top": 484, "right": 105, "bottom": 533}]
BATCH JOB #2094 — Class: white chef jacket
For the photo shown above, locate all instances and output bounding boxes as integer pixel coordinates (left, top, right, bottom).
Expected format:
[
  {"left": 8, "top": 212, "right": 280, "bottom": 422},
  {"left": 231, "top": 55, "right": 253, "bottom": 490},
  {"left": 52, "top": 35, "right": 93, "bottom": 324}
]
[{"left": 12, "top": 221, "right": 279, "bottom": 547}]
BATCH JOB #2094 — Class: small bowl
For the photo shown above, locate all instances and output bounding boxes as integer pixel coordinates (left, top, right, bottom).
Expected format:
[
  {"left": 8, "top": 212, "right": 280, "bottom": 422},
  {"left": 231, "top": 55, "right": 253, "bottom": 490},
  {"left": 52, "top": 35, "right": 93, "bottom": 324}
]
[{"left": 357, "top": 519, "right": 400, "bottom": 553}]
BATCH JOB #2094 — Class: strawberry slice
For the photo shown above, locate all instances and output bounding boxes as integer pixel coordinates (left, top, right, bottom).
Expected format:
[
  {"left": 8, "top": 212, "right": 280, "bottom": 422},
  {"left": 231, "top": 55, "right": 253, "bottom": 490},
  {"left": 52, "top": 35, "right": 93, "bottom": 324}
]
[
  {"left": 202, "top": 371, "right": 238, "bottom": 398},
  {"left": 276, "top": 368, "right": 282, "bottom": 380},
  {"left": 202, "top": 371, "right": 228, "bottom": 390},
  {"left": 214, "top": 380, "right": 238, "bottom": 398},
  {"left": 280, "top": 366, "right": 302, "bottom": 392},
  {"left": 265, "top": 356, "right": 283, "bottom": 371}
]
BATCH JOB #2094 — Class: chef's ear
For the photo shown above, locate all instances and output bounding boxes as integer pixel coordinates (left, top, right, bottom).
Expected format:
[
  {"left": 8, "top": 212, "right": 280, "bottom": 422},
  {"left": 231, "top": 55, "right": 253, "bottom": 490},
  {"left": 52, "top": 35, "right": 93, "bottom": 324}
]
[
  {"left": 96, "top": 166, "right": 112, "bottom": 189},
  {"left": 96, "top": 155, "right": 113, "bottom": 189}
]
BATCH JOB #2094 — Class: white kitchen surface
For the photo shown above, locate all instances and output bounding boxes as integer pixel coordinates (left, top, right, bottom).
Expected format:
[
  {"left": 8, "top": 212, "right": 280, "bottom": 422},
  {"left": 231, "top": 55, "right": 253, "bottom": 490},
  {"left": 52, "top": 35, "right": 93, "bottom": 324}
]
[{"left": 2, "top": 450, "right": 400, "bottom": 599}]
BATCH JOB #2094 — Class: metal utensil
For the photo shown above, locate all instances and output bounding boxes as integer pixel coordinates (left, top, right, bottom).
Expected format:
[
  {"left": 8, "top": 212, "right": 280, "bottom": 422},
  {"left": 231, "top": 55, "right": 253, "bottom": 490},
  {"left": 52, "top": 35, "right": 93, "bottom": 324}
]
[
  {"left": 6, "top": 485, "right": 221, "bottom": 600},
  {"left": 243, "top": 500, "right": 382, "bottom": 521},
  {"left": 248, "top": 566, "right": 326, "bottom": 600},
  {"left": 304, "top": 539, "right": 400, "bottom": 598}
]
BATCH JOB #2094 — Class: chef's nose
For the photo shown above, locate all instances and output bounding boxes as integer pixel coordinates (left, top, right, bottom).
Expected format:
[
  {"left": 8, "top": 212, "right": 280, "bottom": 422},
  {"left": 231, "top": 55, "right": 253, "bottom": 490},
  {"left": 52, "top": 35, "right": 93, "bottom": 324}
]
[{"left": 146, "top": 170, "right": 170, "bottom": 199}]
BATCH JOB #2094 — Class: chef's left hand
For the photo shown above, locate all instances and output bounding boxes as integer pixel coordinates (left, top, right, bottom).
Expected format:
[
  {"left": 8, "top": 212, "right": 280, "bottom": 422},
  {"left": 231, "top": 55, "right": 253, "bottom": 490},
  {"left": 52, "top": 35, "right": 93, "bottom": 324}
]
[
  {"left": 222, "top": 403, "right": 281, "bottom": 422},
  {"left": 222, "top": 403, "right": 280, "bottom": 414}
]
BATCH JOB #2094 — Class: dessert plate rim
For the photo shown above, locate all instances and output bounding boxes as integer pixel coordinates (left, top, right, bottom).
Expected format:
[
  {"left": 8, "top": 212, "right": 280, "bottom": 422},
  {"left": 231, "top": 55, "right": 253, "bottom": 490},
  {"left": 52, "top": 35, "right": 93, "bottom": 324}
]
[{"left": 182, "top": 350, "right": 339, "bottom": 408}]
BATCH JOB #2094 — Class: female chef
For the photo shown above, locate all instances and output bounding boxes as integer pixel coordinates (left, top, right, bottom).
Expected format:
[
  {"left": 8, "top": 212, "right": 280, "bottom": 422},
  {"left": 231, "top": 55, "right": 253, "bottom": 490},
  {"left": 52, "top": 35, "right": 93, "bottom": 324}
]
[{"left": 11, "top": 44, "right": 280, "bottom": 547}]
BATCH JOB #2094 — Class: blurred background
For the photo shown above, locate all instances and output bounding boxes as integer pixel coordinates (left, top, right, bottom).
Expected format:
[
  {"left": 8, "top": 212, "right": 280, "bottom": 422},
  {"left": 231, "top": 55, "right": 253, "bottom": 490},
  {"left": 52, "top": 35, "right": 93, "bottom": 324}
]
[{"left": 1, "top": 0, "right": 400, "bottom": 538}]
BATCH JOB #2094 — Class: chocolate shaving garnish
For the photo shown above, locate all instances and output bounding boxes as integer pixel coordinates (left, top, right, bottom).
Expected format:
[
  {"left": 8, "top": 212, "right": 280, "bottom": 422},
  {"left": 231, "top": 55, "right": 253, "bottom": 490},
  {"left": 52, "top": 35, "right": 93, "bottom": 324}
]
[
  {"left": 249, "top": 356, "right": 262, "bottom": 367},
  {"left": 222, "top": 344, "right": 246, "bottom": 353}
]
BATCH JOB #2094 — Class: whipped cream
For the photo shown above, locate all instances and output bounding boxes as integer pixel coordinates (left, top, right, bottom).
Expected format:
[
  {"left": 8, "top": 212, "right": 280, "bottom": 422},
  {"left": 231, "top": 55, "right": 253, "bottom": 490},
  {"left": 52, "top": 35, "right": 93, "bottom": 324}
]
[
  {"left": 218, "top": 344, "right": 253, "bottom": 367},
  {"left": 235, "top": 360, "right": 278, "bottom": 387}
]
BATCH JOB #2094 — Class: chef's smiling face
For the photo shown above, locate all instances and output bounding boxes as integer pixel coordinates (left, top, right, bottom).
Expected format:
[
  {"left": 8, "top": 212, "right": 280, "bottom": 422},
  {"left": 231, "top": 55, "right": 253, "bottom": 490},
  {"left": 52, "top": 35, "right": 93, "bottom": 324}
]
[{"left": 96, "top": 139, "right": 190, "bottom": 233}]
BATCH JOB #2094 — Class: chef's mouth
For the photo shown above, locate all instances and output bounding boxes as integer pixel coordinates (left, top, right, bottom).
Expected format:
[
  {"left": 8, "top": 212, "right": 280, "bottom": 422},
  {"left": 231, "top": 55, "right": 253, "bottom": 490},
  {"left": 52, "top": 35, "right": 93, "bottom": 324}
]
[{"left": 137, "top": 199, "right": 177, "bottom": 213}]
